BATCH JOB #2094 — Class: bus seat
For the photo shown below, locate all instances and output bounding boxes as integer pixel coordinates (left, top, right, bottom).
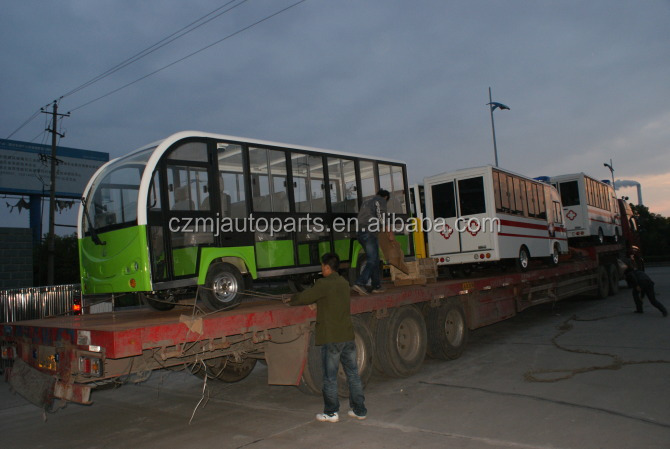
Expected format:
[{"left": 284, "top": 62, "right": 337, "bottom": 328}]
[{"left": 173, "top": 185, "right": 194, "bottom": 211}]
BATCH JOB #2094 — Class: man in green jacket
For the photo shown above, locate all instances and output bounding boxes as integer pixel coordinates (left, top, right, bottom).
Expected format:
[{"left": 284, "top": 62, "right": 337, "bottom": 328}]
[{"left": 284, "top": 253, "right": 367, "bottom": 423}]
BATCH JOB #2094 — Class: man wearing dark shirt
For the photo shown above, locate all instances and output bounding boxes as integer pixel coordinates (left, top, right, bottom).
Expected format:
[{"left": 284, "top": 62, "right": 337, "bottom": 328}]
[
  {"left": 285, "top": 253, "right": 367, "bottom": 422},
  {"left": 625, "top": 267, "right": 667, "bottom": 317}
]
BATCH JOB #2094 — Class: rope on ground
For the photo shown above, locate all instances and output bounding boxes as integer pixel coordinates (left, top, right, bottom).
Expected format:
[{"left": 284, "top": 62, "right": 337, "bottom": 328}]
[{"left": 524, "top": 313, "right": 670, "bottom": 383}]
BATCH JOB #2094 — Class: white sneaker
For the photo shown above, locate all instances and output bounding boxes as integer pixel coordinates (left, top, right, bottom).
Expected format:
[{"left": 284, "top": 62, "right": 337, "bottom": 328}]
[
  {"left": 371, "top": 287, "right": 386, "bottom": 294},
  {"left": 316, "top": 412, "right": 339, "bottom": 422},
  {"left": 348, "top": 410, "right": 367, "bottom": 420},
  {"left": 352, "top": 285, "right": 369, "bottom": 296}
]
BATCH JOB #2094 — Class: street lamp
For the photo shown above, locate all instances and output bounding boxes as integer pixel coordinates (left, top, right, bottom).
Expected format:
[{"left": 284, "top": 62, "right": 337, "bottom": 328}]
[
  {"left": 603, "top": 159, "right": 615, "bottom": 186},
  {"left": 487, "top": 87, "right": 510, "bottom": 167}
]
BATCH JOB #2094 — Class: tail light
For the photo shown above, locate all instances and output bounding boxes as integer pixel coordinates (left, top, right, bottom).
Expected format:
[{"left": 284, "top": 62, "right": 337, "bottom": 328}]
[
  {"left": 79, "top": 354, "right": 103, "bottom": 377},
  {"left": 72, "top": 296, "right": 83, "bottom": 315},
  {"left": 1, "top": 344, "right": 16, "bottom": 360}
]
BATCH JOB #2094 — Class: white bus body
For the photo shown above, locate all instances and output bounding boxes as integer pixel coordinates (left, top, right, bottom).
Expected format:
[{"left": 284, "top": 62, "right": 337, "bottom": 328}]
[
  {"left": 424, "top": 166, "right": 568, "bottom": 267},
  {"left": 549, "top": 173, "right": 621, "bottom": 243}
]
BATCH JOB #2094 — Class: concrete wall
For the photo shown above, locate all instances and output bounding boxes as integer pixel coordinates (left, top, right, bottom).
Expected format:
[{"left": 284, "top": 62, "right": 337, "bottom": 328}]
[{"left": 0, "top": 227, "right": 33, "bottom": 288}]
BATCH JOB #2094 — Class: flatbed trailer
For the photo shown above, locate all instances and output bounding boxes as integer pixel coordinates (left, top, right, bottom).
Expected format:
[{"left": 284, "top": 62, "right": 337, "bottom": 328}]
[{"left": 1, "top": 244, "right": 623, "bottom": 408}]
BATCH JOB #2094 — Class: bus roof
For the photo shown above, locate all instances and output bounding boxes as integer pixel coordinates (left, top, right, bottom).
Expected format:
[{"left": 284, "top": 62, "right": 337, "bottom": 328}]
[{"left": 113, "top": 130, "right": 406, "bottom": 166}]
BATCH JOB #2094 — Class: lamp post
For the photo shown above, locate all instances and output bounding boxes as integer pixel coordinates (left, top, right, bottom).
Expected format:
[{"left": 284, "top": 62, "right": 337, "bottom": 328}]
[
  {"left": 603, "top": 159, "right": 615, "bottom": 186},
  {"left": 487, "top": 87, "right": 510, "bottom": 167}
]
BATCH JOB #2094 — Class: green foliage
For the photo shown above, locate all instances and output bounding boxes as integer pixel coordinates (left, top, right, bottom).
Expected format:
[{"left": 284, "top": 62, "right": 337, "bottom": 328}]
[
  {"left": 631, "top": 205, "right": 670, "bottom": 260},
  {"left": 34, "top": 233, "right": 80, "bottom": 286}
]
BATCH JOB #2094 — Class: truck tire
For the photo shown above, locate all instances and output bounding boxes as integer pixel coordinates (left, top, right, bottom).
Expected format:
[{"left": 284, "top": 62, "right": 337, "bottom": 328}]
[
  {"left": 516, "top": 246, "right": 530, "bottom": 272},
  {"left": 201, "top": 263, "right": 244, "bottom": 311},
  {"left": 374, "top": 305, "right": 427, "bottom": 377},
  {"left": 425, "top": 300, "right": 469, "bottom": 360},
  {"left": 607, "top": 263, "right": 620, "bottom": 296},
  {"left": 596, "top": 265, "right": 609, "bottom": 299},
  {"left": 297, "top": 316, "right": 374, "bottom": 398}
]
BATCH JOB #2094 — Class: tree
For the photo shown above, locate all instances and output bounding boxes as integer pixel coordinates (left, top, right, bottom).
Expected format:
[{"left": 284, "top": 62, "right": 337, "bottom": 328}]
[
  {"left": 631, "top": 205, "right": 670, "bottom": 261},
  {"left": 34, "top": 233, "right": 80, "bottom": 286}
]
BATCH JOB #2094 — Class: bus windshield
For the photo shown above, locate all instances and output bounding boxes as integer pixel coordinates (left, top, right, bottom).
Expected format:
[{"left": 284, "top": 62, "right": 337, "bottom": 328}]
[{"left": 83, "top": 147, "right": 155, "bottom": 234}]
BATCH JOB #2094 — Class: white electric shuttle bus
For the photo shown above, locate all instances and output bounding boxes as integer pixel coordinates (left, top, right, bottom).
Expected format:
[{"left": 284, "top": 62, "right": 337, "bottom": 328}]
[
  {"left": 423, "top": 166, "right": 568, "bottom": 271},
  {"left": 548, "top": 173, "right": 621, "bottom": 244}
]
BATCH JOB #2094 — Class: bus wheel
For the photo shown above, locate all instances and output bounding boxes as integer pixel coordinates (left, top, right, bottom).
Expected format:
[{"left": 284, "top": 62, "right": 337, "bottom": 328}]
[
  {"left": 374, "top": 305, "right": 427, "bottom": 377},
  {"left": 139, "top": 291, "right": 176, "bottom": 311},
  {"left": 202, "top": 263, "right": 244, "bottom": 311},
  {"left": 607, "top": 264, "right": 620, "bottom": 295},
  {"left": 547, "top": 243, "right": 560, "bottom": 267},
  {"left": 597, "top": 228, "right": 605, "bottom": 245},
  {"left": 516, "top": 246, "right": 530, "bottom": 272},
  {"left": 595, "top": 265, "right": 609, "bottom": 299},
  {"left": 425, "top": 299, "right": 468, "bottom": 360},
  {"left": 613, "top": 228, "right": 620, "bottom": 243}
]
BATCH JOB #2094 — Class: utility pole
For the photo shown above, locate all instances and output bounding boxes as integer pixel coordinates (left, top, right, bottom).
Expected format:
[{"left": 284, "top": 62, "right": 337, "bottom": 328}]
[{"left": 41, "top": 99, "right": 70, "bottom": 285}]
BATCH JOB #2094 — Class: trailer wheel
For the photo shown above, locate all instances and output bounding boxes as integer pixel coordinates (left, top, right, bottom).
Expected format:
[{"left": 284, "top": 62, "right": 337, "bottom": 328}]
[
  {"left": 139, "top": 291, "right": 176, "bottom": 311},
  {"left": 374, "top": 305, "right": 427, "bottom": 377},
  {"left": 596, "top": 265, "right": 609, "bottom": 299},
  {"left": 607, "top": 264, "right": 620, "bottom": 296},
  {"left": 547, "top": 243, "right": 560, "bottom": 267},
  {"left": 298, "top": 316, "right": 375, "bottom": 397},
  {"left": 201, "top": 263, "right": 244, "bottom": 311},
  {"left": 425, "top": 299, "right": 468, "bottom": 360},
  {"left": 192, "top": 356, "right": 257, "bottom": 382},
  {"left": 516, "top": 246, "right": 530, "bottom": 272}
]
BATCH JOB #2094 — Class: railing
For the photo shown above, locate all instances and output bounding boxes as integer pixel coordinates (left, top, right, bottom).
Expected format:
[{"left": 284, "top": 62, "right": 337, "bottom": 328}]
[{"left": 0, "top": 284, "right": 82, "bottom": 323}]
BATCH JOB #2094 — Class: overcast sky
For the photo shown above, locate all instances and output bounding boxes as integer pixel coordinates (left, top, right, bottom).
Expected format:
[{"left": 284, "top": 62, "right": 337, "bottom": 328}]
[{"left": 2, "top": 0, "right": 669, "bottom": 231}]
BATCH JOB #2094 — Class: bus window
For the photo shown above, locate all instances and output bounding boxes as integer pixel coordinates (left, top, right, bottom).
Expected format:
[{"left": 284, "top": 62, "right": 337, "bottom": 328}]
[
  {"left": 431, "top": 181, "right": 456, "bottom": 219},
  {"left": 492, "top": 171, "right": 502, "bottom": 211},
  {"left": 553, "top": 201, "right": 562, "bottom": 223},
  {"left": 379, "top": 164, "right": 407, "bottom": 214},
  {"left": 291, "top": 153, "right": 326, "bottom": 213},
  {"left": 328, "top": 158, "right": 358, "bottom": 213},
  {"left": 513, "top": 177, "right": 524, "bottom": 215},
  {"left": 217, "top": 143, "right": 245, "bottom": 218},
  {"left": 359, "top": 160, "right": 377, "bottom": 203},
  {"left": 506, "top": 175, "right": 515, "bottom": 212},
  {"left": 499, "top": 172, "right": 510, "bottom": 212},
  {"left": 559, "top": 181, "right": 579, "bottom": 206},
  {"left": 526, "top": 182, "right": 536, "bottom": 217},
  {"left": 149, "top": 170, "right": 161, "bottom": 211},
  {"left": 519, "top": 179, "right": 528, "bottom": 217},
  {"left": 167, "top": 166, "right": 209, "bottom": 211},
  {"left": 458, "top": 177, "right": 486, "bottom": 216},
  {"left": 249, "top": 147, "right": 289, "bottom": 212},
  {"left": 536, "top": 184, "right": 546, "bottom": 219},
  {"left": 168, "top": 141, "right": 208, "bottom": 163}
]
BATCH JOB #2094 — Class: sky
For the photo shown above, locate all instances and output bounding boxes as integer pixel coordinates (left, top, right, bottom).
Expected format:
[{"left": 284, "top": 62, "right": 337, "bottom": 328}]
[{"left": 1, "top": 0, "right": 669, "bottom": 233}]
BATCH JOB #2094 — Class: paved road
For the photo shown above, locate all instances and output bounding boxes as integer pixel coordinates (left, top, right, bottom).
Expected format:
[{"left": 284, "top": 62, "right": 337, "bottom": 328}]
[{"left": 2, "top": 267, "right": 669, "bottom": 449}]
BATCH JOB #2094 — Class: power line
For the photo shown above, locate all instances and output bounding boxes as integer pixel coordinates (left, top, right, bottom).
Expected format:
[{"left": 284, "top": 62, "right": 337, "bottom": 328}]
[
  {"left": 70, "top": 0, "right": 310, "bottom": 112},
  {"left": 6, "top": 109, "right": 42, "bottom": 139},
  {"left": 61, "top": 0, "right": 248, "bottom": 100}
]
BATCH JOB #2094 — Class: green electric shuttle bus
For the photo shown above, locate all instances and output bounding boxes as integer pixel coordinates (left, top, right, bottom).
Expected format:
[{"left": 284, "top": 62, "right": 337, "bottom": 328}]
[{"left": 78, "top": 131, "right": 411, "bottom": 311}]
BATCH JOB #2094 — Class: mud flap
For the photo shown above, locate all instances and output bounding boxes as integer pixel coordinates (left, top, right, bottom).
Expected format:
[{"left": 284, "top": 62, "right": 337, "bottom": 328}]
[
  {"left": 8, "top": 358, "right": 56, "bottom": 408},
  {"left": 264, "top": 326, "right": 310, "bottom": 385}
]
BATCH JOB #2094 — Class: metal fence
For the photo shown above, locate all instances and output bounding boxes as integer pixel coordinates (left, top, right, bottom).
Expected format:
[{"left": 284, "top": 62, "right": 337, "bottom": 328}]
[{"left": 0, "top": 284, "right": 82, "bottom": 323}]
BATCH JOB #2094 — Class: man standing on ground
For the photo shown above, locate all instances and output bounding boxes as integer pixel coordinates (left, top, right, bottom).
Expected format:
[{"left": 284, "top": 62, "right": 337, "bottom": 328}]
[
  {"left": 352, "top": 189, "right": 391, "bottom": 295},
  {"left": 625, "top": 266, "right": 667, "bottom": 317},
  {"left": 284, "top": 253, "right": 367, "bottom": 422}
]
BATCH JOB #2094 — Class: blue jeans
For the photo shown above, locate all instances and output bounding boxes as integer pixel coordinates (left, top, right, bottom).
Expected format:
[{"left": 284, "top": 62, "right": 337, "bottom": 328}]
[
  {"left": 321, "top": 341, "right": 367, "bottom": 416},
  {"left": 355, "top": 231, "right": 381, "bottom": 290}
]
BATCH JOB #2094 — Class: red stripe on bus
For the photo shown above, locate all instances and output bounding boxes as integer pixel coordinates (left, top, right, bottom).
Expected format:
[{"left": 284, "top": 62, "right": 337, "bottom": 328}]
[
  {"left": 499, "top": 219, "right": 548, "bottom": 231},
  {"left": 498, "top": 232, "right": 568, "bottom": 241}
]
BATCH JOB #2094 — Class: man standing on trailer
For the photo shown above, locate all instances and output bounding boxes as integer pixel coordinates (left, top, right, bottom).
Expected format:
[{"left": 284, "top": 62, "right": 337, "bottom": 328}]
[
  {"left": 353, "top": 189, "right": 391, "bottom": 295},
  {"left": 625, "top": 265, "right": 668, "bottom": 317},
  {"left": 284, "top": 253, "right": 368, "bottom": 422}
]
